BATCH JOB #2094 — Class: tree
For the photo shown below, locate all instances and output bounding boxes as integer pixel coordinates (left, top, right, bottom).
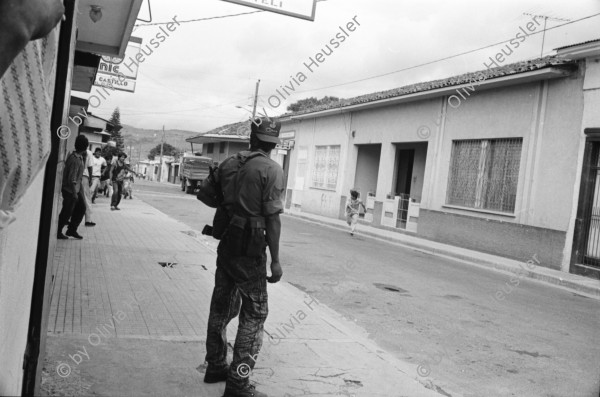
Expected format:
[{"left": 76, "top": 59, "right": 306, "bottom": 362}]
[
  {"left": 148, "top": 142, "right": 180, "bottom": 160},
  {"left": 106, "top": 107, "right": 124, "bottom": 151},
  {"left": 287, "top": 96, "right": 340, "bottom": 112}
]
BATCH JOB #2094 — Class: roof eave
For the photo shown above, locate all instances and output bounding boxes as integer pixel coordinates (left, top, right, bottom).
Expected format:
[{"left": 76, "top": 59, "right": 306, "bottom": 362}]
[
  {"left": 556, "top": 41, "right": 600, "bottom": 60},
  {"left": 288, "top": 66, "right": 574, "bottom": 121},
  {"left": 186, "top": 134, "right": 250, "bottom": 144}
]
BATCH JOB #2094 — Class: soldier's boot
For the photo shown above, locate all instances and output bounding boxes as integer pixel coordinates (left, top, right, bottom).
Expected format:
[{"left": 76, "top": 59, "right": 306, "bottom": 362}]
[
  {"left": 222, "top": 384, "right": 267, "bottom": 397},
  {"left": 204, "top": 364, "right": 229, "bottom": 383}
]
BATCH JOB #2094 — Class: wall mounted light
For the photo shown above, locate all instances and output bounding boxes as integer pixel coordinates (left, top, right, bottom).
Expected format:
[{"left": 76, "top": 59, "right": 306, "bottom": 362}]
[{"left": 89, "top": 5, "right": 102, "bottom": 23}]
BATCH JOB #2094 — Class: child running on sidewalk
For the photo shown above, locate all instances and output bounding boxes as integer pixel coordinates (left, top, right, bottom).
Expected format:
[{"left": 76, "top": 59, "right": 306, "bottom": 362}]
[{"left": 346, "top": 189, "right": 366, "bottom": 236}]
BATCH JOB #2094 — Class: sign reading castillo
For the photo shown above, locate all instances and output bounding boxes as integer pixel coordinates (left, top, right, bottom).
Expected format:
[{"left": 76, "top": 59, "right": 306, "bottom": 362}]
[{"left": 221, "top": 0, "right": 317, "bottom": 21}]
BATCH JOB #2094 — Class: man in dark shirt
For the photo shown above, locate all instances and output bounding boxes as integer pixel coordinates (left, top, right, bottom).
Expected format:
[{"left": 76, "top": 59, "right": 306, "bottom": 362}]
[
  {"left": 57, "top": 135, "right": 88, "bottom": 239},
  {"left": 204, "top": 118, "right": 284, "bottom": 397},
  {"left": 110, "top": 152, "right": 128, "bottom": 210}
]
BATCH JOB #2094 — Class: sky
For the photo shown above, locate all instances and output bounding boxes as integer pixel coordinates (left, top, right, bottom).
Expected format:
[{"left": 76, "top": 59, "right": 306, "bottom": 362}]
[{"left": 87, "top": 0, "right": 600, "bottom": 133}]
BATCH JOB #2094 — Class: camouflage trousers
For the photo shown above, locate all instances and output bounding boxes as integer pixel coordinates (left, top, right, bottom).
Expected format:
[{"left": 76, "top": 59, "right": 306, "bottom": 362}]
[{"left": 205, "top": 249, "right": 268, "bottom": 389}]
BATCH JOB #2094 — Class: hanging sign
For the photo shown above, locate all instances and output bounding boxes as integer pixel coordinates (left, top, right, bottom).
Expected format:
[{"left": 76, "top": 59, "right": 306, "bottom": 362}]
[{"left": 94, "top": 37, "right": 143, "bottom": 93}]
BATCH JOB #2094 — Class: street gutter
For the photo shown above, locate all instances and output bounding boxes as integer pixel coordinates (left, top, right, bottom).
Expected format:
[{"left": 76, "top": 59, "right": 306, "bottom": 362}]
[{"left": 284, "top": 211, "right": 600, "bottom": 300}]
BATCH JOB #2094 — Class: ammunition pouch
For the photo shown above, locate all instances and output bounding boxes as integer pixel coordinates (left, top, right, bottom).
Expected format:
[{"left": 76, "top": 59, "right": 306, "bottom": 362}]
[{"left": 224, "top": 214, "right": 266, "bottom": 257}]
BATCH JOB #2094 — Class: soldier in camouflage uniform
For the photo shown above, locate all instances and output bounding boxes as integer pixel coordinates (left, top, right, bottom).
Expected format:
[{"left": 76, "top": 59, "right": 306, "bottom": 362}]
[{"left": 204, "top": 117, "right": 284, "bottom": 397}]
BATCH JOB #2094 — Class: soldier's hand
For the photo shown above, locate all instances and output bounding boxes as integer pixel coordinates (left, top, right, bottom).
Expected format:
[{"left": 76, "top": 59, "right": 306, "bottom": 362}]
[{"left": 267, "top": 260, "right": 282, "bottom": 283}]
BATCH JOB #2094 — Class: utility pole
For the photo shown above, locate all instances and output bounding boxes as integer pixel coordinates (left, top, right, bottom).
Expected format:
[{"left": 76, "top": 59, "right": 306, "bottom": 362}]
[
  {"left": 523, "top": 13, "right": 570, "bottom": 57},
  {"left": 158, "top": 125, "right": 165, "bottom": 182},
  {"left": 137, "top": 144, "right": 143, "bottom": 173},
  {"left": 252, "top": 79, "right": 260, "bottom": 118}
]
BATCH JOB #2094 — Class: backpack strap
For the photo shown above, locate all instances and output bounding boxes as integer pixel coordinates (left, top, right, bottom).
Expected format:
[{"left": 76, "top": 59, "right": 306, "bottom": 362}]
[{"left": 231, "top": 151, "right": 267, "bottom": 216}]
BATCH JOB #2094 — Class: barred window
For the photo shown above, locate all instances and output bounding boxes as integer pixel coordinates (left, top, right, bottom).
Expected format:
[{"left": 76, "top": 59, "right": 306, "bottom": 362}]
[
  {"left": 446, "top": 138, "right": 522, "bottom": 213},
  {"left": 312, "top": 145, "right": 340, "bottom": 190}
]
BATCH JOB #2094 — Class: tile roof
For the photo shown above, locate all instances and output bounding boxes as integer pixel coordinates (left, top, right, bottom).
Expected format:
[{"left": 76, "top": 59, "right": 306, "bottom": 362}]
[
  {"left": 555, "top": 38, "right": 600, "bottom": 50},
  {"left": 191, "top": 55, "right": 576, "bottom": 138},
  {"left": 284, "top": 55, "right": 575, "bottom": 117},
  {"left": 195, "top": 121, "right": 250, "bottom": 138}
]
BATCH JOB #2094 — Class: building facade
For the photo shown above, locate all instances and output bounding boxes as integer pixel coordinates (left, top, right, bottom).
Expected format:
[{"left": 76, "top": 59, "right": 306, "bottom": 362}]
[
  {"left": 0, "top": 1, "right": 142, "bottom": 394},
  {"left": 186, "top": 122, "right": 295, "bottom": 187},
  {"left": 281, "top": 44, "right": 600, "bottom": 278}
]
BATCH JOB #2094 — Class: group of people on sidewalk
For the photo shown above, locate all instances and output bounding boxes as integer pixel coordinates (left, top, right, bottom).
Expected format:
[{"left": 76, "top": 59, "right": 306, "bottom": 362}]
[
  {"left": 57, "top": 135, "right": 135, "bottom": 240},
  {"left": 56, "top": 120, "right": 364, "bottom": 396}
]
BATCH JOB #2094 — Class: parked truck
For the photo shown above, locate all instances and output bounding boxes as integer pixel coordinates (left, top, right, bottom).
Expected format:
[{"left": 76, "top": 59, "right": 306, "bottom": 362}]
[{"left": 180, "top": 154, "right": 213, "bottom": 194}]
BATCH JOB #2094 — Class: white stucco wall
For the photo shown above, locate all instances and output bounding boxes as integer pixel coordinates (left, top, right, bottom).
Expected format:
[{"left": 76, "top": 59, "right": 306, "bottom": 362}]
[
  {"left": 286, "top": 115, "right": 351, "bottom": 217},
  {"left": 0, "top": 170, "right": 44, "bottom": 396},
  {"left": 531, "top": 76, "right": 584, "bottom": 231},
  {"left": 354, "top": 144, "right": 381, "bottom": 196},
  {"left": 284, "top": 71, "right": 584, "bottom": 234},
  {"left": 430, "top": 77, "right": 583, "bottom": 232},
  {"left": 433, "top": 83, "right": 538, "bottom": 222},
  {"left": 351, "top": 99, "right": 441, "bottom": 199}
]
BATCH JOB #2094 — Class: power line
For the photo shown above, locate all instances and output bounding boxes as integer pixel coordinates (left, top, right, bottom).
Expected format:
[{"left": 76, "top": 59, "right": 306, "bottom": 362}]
[
  {"left": 91, "top": 97, "right": 251, "bottom": 118},
  {"left": 124, "top": 9, "right": 599, "bottom": 125},
  {"left": 289, "top": 11, "right": 600, "bottom": 94}
]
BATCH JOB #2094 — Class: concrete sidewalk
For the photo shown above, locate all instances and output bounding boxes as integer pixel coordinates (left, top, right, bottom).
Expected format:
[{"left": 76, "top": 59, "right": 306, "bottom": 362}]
[
  {"left": 42, "top": 196, "right": 443, "bottom": 397},
  {"left": 285, "top": 210, "right": 600, "bottom": 300}
]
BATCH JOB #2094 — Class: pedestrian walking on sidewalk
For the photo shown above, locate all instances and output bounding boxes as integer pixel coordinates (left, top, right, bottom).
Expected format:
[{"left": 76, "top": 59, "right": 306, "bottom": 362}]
[
  {"left": 91, "top": 148, "right": 106, "bottom": 203},
  {"left": 123, "top": 168, "right": 134, "bottom": 199},
  {"left": 346, "top": 189, "right": 366, "bottom": 236},
  {"left": 57, "top": 135, "right": 88, "bottom": 240},
  {"left": 100, "top": 154, "right": 113, "bottom": 198},
  {"left": 110, "top": 153, "right": 128, "bottom": 210},
  {"left": 203, "top": 117, "right": 284, "bottom": 397},
  {"left": 81, "top": 149, "right": 96, "bottom": 226}
]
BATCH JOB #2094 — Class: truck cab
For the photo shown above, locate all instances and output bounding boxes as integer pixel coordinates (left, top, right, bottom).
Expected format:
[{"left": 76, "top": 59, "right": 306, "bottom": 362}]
[{"left": 180, "top": 154, "right": 213, "bottom": 194}]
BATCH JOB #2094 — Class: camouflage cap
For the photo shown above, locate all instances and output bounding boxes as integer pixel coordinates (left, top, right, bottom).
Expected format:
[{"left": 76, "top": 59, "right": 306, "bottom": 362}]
[{"left": 251, "top": 117, "right": 281, "bottom": 144}]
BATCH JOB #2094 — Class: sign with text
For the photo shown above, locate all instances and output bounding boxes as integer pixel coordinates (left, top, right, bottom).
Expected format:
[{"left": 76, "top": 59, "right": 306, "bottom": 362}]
[
  {"left": 222, "top": 0, "right": 316, "bottom": 21},
  {"left": 94, "top": 37, "right": 143, "bottom": 93}
]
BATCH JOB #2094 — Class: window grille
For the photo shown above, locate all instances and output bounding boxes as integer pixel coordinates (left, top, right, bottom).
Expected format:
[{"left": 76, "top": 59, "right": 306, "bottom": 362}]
[
  {"left": 446, "top": 138, "right": 522, "bottom": 213},
  {"left": 312, "top": 145, "right": 340, "bottom": 190},
  {"left": 396, "top": 193, "right": 410, "bottom": 229}
]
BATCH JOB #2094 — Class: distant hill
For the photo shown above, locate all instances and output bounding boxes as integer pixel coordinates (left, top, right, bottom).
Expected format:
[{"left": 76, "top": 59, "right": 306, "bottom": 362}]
[{"left": 120, "top": 125, "right": 203, "bottom": 158}]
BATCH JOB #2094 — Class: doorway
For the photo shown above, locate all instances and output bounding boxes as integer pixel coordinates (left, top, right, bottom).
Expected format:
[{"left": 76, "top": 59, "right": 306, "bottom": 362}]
[
  {"left": 395, "top": 149, "right": 414, "bottom": 196},
  {"left": 572, "top": 131, "right": 600, "bottom": 279},
  {"left": 354, "top": 144, "right": 381, "bottom": 198},
  {"left": 394, "top": 149, "right": 414, "bottom": 228},
  {"left": 391, "top": 142, "right": 428, "bottom": 230}
]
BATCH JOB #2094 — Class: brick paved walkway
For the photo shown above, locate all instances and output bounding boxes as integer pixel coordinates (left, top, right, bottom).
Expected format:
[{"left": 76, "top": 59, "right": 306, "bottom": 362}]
[{"left": 44, "top": 196, "right": 442, "bottom": 397}]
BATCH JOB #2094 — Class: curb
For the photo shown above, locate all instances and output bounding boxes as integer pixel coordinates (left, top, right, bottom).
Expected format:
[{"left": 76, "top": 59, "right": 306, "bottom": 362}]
[{"left": 284, "top": 211, "right": 600, "bottom": 299}]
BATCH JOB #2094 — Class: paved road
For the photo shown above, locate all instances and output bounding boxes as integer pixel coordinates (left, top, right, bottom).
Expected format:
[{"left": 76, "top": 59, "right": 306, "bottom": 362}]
[{"left": 132, "top": 179, "right": 600, "bottom": 397}]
